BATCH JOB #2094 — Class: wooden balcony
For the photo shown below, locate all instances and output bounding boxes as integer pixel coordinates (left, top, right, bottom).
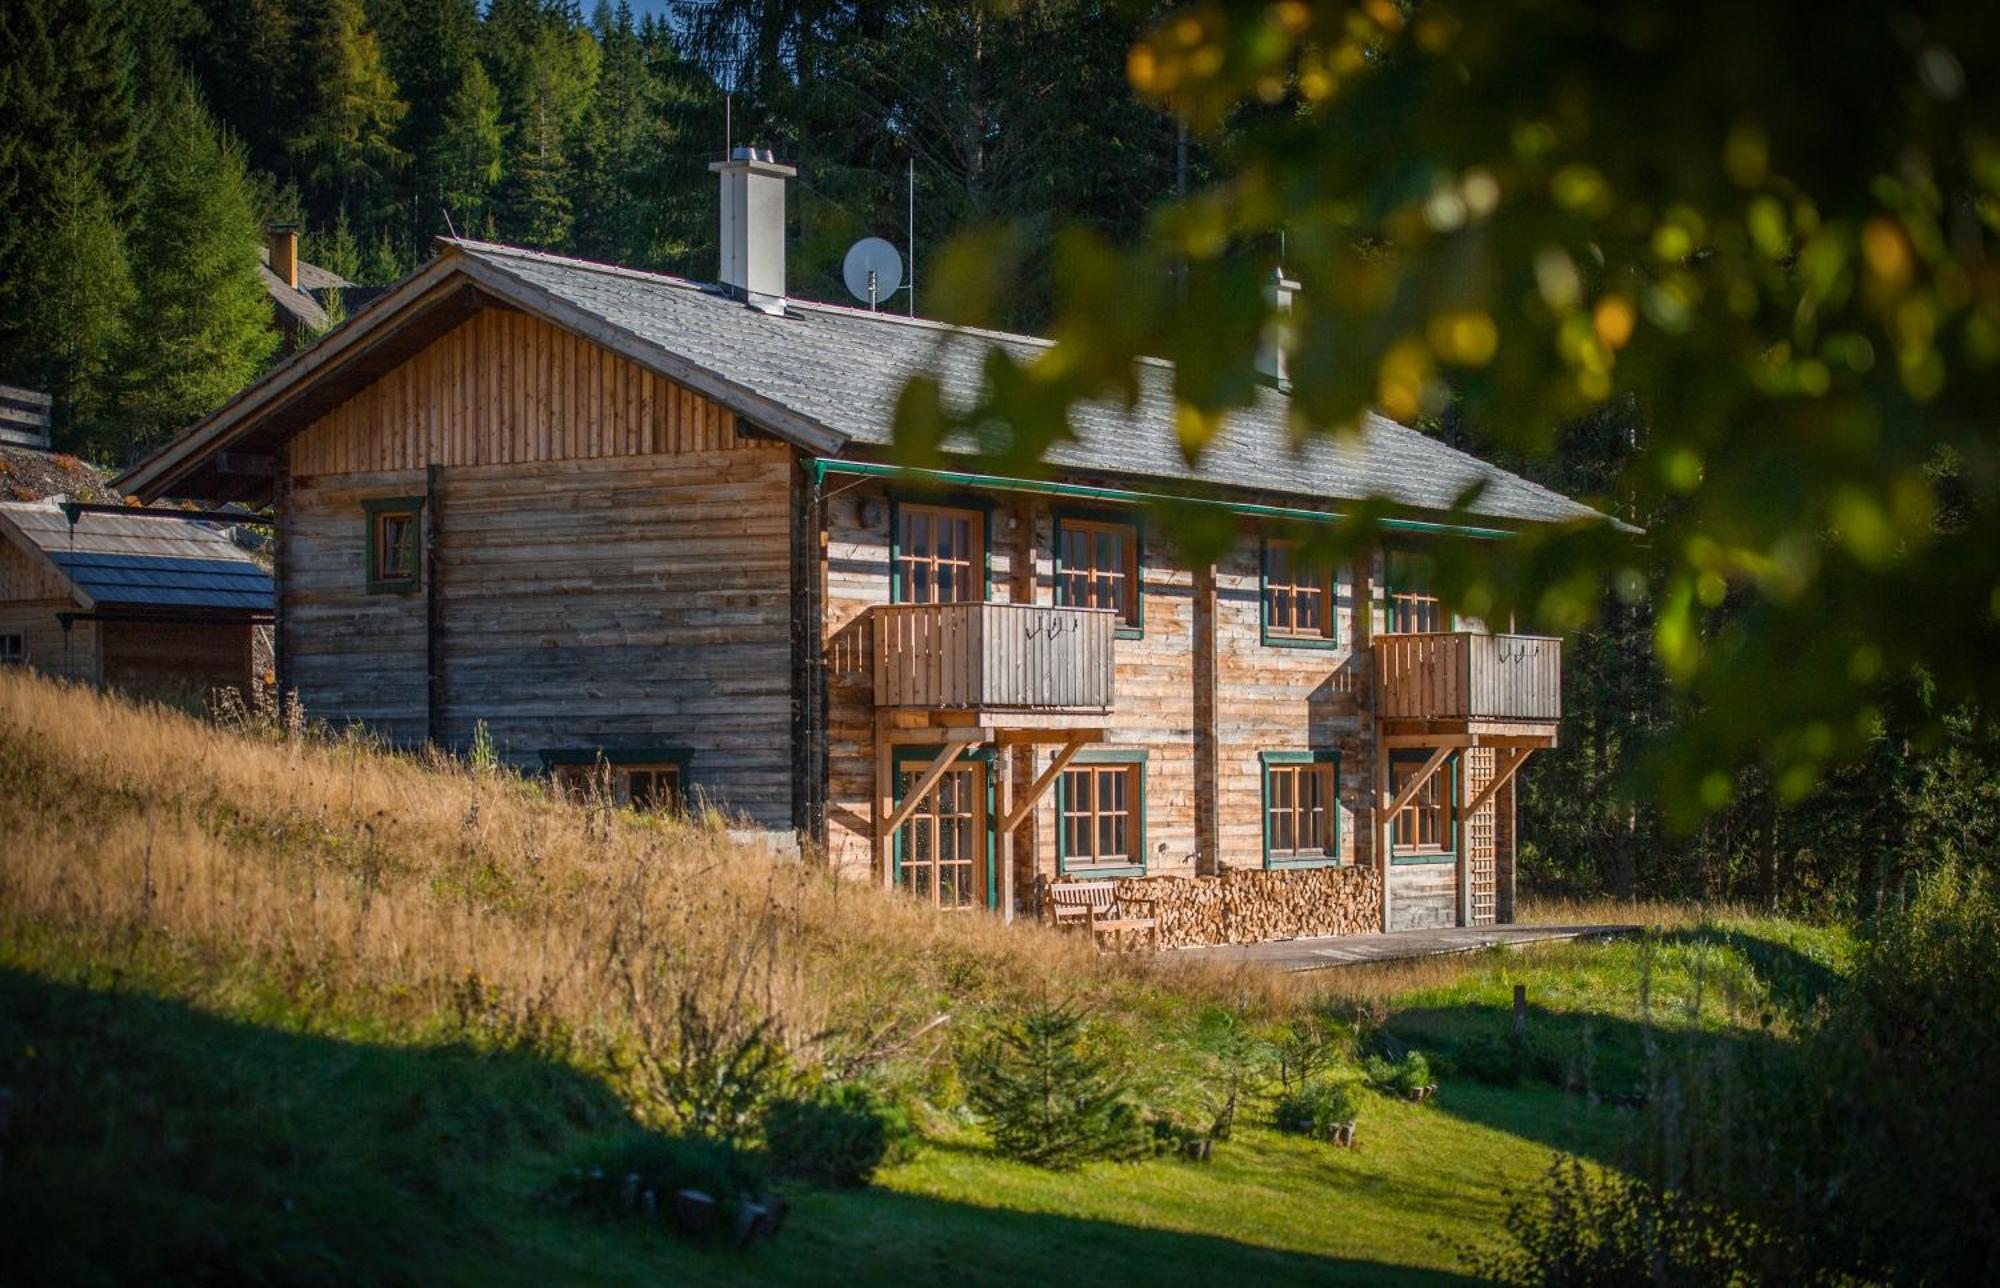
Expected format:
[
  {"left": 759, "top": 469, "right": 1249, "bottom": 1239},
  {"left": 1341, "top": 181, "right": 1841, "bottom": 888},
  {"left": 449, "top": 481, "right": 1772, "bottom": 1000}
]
[
  {"left": 1374, "top": 632, "right": 1562, "bottom": 726},
  {"left": 871, "top": 602, "right": 1116, "bottom": 717}
]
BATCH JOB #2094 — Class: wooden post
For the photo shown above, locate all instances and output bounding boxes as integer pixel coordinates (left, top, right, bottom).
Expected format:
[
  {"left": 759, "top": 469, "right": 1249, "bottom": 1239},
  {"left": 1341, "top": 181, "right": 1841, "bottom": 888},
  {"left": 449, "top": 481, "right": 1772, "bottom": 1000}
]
[
  {"left": 996, "top": 752, "right": 1014, "bottom": 923},
  {"left": 1375, "top": 737, "right": 1392, "bottom": 932},
  {"left": 1192, "top": 562, "right": 1219, "bottom": 874},
  {"left": 1457, "top": 748, "right": 1471, "bottom": 927},
  {"left": 1513, "top": 984, "right": 1527, "bottom": 1037},
  {"left": 424, "top": 462, "right": 444, "bottom": 747},
  {"left": 873, "top": 715, "right": 893, "bottom": 890},
  {"left": 273, "top": 462, "right": 293, "bottom": 730}
]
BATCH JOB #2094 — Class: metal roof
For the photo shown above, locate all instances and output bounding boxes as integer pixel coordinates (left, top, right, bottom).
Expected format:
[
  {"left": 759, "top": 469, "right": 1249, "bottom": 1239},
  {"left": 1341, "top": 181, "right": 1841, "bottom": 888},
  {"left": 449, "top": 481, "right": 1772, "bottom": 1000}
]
[
  {"left": 0, "top": 501, "right": 274, "bottom": 614},
  {"left": 449, "top": 240, "right": 1610, "bottom": 528}
]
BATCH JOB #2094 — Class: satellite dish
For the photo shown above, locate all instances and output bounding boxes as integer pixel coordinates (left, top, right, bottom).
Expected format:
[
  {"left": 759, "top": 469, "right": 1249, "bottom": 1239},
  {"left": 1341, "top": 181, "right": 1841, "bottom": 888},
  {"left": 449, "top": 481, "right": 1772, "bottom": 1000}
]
[{"left": 842, "top": 237, "right": 904, "bottom": 309}]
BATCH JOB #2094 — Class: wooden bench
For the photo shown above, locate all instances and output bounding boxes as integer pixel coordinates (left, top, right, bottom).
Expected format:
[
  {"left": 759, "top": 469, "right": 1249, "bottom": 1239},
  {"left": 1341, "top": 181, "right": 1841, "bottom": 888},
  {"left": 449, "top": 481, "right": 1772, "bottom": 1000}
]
[{"left": 1045, "top": 879, "right": 1159, "bottom": 952}]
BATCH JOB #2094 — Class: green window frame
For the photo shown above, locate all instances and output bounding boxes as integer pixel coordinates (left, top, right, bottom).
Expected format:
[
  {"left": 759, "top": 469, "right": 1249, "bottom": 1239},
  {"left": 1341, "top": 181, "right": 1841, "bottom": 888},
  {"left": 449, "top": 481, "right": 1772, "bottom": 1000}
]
[
  {"left": 1261, "top": 750, "right": 1340, "bottom": 868},
  {"left": 363, "top": 496, "right": 425, "bottom": 595},
  {"left": 1054, "top": 507, "right": 1144, "bottom": 637},
  {"left": 888, "top": 493, "right": 993, "bottom": 604},
  {"left": 1388, "top": 749, "right": 1457, "bottom": 864},
  {"left": 540, "top": 745, "right": 694, "bottom": 813},
  {"left": 1055, "top": 749, "right": 1148, "bottom": 877},
  {"left": 1385, "top": 547, "right": 1446, "bottom": 634},
  {"left": 1260, "top": 537, "right": 1340, "bottom": 649}
]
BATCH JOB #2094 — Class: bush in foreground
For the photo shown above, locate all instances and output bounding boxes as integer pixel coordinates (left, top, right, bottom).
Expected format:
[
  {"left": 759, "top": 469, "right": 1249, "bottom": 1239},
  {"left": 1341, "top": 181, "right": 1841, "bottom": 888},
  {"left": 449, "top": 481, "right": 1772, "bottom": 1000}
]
[{"left": 764, "top": 1083, "right": 912, "bottom": 1188}]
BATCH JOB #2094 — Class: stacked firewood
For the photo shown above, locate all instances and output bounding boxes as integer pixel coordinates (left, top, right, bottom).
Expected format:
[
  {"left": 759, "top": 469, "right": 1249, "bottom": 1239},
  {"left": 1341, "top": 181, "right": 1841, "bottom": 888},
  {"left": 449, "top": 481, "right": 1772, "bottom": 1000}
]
[{"left": 1118, "top": 867, "right": 1382, "bottom": 949}]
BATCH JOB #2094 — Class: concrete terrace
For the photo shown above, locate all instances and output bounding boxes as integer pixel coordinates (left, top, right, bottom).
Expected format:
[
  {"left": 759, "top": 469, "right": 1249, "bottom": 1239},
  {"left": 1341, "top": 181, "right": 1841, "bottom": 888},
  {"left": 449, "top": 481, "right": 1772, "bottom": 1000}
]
[{"left": 1171, "top": 923, "right": 1642, "bottom": 971}]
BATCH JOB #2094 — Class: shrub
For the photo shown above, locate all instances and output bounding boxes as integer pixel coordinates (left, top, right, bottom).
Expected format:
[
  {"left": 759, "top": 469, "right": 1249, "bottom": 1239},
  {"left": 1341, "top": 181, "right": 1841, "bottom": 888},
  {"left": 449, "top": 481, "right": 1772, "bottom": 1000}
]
[
  {"left": 1463, "top": 1155, "right": 1776, "bottom": 1287},
  {"left": 1272, "top": 1079, "right": 1361, "bottom": 1137},
  {"left": 1451, "top": 1034, "right": 1524, "bottom": 1086},
  {"left": 963, "top": 1001, "right": 1151, "bottom": 1169},
  {"left": 764, "top": 1083, "right": 912, "bottom": 1188},
  {"left": 551, "top": 1133, "right": 768, "bottom": 1236},
  {"left": 1363, "top": 1050, "right": 1432, "bottom": 1096}
]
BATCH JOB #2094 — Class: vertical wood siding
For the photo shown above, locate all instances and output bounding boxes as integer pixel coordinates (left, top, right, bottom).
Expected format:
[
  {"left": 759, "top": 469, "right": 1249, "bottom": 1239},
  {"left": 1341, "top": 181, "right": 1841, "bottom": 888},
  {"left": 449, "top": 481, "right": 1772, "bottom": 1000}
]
[
  {"left": 282, "top": 310, "right": 795, "bottom": 830},
  {"left": 0, "top": 541, "right": 96, "bottom": 682}
]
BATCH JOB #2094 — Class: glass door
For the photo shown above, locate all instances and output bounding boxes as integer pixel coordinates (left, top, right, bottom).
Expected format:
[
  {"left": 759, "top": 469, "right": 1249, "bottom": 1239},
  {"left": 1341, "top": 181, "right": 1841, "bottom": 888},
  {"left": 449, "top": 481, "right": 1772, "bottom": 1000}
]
[{"left": 896, "top": 760, "right": 989, "bottom": 910}]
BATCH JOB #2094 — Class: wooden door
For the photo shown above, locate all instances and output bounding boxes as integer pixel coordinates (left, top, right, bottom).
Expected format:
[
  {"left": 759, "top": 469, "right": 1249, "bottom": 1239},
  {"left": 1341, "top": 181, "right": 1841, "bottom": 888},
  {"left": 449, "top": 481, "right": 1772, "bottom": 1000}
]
[{"left": 896, "top": 761, "right": 989, "bottom": 911}]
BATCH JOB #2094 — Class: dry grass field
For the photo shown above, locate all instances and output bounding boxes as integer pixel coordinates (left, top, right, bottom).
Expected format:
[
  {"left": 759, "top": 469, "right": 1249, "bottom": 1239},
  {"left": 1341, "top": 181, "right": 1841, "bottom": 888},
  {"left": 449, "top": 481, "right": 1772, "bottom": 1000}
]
[{"left": 0, "top": 668, "right": 1848, "bottom": 1283}]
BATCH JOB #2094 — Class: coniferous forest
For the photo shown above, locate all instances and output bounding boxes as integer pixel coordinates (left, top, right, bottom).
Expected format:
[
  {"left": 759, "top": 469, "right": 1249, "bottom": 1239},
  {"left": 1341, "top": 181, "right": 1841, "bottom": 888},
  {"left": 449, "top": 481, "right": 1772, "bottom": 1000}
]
[{"left": 3, "top": 0, "right": 1997, "bottom": 915}]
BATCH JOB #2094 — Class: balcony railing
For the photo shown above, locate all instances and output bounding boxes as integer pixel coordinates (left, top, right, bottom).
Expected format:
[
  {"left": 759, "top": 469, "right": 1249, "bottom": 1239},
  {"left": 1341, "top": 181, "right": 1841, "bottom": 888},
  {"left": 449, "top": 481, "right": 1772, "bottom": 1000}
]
[
  {"left": 1374, "top": 632, "right": 1563, "bottom": 723},
  {"left": 871, "top": 602, "right": 1116, "bottom": 713}
]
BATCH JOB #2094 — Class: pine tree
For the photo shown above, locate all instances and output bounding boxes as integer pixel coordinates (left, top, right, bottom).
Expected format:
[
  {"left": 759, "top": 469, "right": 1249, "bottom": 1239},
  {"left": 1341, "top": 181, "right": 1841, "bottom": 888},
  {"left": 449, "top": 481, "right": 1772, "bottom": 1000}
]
[
  {"left": 14, "top": 144, "right": 134, "bottom": 448},
  {"left": 370, "top": 0, "right": 481, "bottom": 251},
  {"left": 304, "top": 208, "right": 364, "bottom": 282},
  {"left": 436, "top": 59, "right": 504, "bottom": 236},
  {"left": 0, "top": 0, "right": 143, "bottom": 401},
  {"left": 497, "top": 22, "right": 597, "bottom": 250},
  {"left": 571, "top": 0, "right": 664, "bottom": 264},
  {"left": 964, "top": 1001, "right": 1150, "bottom": 1169},
  {"left": 115, "top": 75, "right": 277, "bottom": 453},
  {"left": 290, "top": 0, "right": 409, "bottom": 227}
]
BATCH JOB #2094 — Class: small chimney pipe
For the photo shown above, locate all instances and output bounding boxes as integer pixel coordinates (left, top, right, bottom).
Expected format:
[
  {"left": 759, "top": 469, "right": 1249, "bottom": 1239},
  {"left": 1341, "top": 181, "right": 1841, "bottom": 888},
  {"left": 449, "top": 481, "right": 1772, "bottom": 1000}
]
[
  {"left": 267, "top": 223, "right": 299, "bottom": 291},
  {"left": 709, "top": 146, "right": 796, "bottom": 314}
]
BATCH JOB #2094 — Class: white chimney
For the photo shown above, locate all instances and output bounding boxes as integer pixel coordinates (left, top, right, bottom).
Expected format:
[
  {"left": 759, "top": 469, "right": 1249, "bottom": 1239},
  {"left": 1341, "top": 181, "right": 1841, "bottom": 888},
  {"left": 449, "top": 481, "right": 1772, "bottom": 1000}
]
[
  {"left": 1257, "top": 268, "right": 1300, "bottom": 389},
  {"left": 709, "top": 146, "right": 796, "bottom": 314}
]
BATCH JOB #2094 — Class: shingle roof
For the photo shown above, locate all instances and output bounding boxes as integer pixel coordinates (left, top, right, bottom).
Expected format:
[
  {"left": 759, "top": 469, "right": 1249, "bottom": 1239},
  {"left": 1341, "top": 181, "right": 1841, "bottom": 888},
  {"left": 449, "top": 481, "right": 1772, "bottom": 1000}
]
[
  {"left": 260, "top": 248, "right": 354, "bottom": 335},
  {"left": 0, "top": 502, "right": 273, "bottom": 613},
  {"left": 450, "top": 240, "right": 1608, "bottom": 527}
]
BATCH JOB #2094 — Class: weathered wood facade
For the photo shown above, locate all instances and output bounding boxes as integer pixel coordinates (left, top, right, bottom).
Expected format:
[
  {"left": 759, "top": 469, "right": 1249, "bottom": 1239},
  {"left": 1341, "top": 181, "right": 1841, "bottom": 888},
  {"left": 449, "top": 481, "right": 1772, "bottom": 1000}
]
[
  {"left": 118, "top": 234, "right": 1587, "bottom": 943},
  {"left": 281, "top": 309, "right": 798, "bottom": 831}
]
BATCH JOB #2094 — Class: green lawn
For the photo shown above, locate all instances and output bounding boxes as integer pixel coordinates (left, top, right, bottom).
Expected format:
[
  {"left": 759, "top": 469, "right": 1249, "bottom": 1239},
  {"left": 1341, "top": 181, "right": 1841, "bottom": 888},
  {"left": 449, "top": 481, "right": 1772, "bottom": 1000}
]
[{"left": 1, "top": 913, "right": 1845, "bottom": 1286}]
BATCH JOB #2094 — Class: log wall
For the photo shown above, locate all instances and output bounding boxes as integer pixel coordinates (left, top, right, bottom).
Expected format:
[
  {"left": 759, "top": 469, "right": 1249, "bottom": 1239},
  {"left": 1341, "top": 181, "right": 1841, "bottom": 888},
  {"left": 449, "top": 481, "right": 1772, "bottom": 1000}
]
[
  {"left": 283, "top": 308, "right": 797, "bottom": 832},
  {"left": 819, "top": 484, "right": 1382, "bottom": 921}
]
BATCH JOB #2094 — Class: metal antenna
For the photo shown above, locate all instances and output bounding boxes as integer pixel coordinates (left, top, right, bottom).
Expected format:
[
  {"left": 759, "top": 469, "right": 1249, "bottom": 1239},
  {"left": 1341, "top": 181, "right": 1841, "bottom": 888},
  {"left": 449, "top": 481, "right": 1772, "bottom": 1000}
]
[{"left": 907, "top": 157, "right": 916, "bottom": 317}]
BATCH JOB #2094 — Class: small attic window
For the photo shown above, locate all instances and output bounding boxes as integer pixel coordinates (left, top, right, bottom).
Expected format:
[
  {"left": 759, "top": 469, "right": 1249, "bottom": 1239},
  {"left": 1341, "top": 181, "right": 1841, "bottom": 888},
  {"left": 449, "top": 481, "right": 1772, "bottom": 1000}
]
[{"left": 364, "top": 497, "right": 424, "bottom": 594}]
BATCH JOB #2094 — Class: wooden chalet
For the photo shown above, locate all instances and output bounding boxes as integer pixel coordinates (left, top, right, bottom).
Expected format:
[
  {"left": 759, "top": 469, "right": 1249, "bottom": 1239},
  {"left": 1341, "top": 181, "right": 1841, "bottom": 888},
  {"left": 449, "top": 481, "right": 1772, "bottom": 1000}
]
[
  {"left": 115, "top": 148, "right": 1607, "bottom": 940},
  {"left": 0, "top": 500, "right": 273, "bottom": 697}
]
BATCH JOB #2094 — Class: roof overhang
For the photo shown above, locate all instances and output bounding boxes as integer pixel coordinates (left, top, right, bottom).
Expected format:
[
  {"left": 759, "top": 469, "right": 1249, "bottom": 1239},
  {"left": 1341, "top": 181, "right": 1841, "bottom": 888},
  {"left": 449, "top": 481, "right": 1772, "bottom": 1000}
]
[
  {"left": 115, "top": 245, "right": 850, "bottom": 504},
  {"left": 0, "top": 504, "right": 90, "bottom": 609}
]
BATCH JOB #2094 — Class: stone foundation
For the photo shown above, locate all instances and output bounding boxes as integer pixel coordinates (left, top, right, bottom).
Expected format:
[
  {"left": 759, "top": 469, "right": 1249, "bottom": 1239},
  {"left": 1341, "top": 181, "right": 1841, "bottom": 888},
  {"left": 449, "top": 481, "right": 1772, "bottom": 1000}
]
[{"left": 1112, "top": 866, "right": 1382, "bottom": 949}]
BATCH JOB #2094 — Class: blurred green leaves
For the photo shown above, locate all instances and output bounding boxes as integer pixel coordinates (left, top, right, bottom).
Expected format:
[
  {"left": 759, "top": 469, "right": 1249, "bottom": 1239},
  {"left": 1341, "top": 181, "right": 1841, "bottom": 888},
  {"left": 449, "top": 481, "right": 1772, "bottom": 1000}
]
[{"left": 891, "top": 0, "right": 2000, "bottom": 820}]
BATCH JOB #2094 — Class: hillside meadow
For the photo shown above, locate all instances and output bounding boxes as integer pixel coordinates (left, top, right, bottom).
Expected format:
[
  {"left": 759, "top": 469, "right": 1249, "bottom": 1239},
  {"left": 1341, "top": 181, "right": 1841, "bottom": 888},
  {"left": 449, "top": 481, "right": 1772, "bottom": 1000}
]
[{"left": 0, "top": 669, "right": 1848, "bottom": 1283}]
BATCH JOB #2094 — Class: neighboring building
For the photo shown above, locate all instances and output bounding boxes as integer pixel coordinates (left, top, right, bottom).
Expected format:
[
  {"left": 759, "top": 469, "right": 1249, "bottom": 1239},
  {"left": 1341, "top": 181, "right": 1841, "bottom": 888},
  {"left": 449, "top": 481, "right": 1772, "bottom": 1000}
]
[
  {"left": 261, "top": 224, "right": 381, "bottom": 352},
  {"left": 0, "top": 501, "right": 273, "bottom": 698},
  {"left": 117, "top": 150, "right": 1605, "bottom": 940}
]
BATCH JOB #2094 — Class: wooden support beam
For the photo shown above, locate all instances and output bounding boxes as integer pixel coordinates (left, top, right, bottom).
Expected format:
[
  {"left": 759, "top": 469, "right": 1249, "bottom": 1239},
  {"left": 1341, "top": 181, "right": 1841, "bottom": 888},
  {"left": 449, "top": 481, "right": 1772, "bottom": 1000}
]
[
  {"left": 1464, "top": 747, "right": 1535, "bottom": 820},
  {"left": 1000, "top": 735, "right": 1090, "bottom": 835},
  {"left": 995, "top": 726, "right": 1107, "bottom": 746},
  {"left": 996, "top": 755, "right": 1015, "bottom": 924},
  {"left": 1457, "top": 750, "right": 1471, "bottom": 928},
  {"left": 1381, "top": 733, "right": 1475, "bottom": 749},
  {"left": 1384, "top": 744, "right": 1454, "bottom": 820},
  {"left": 1376, "top": 729, "right": 1392, "bottom": 933},
  {"left": 880, "top": 739, "right": 971, "bottom": 839}
]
